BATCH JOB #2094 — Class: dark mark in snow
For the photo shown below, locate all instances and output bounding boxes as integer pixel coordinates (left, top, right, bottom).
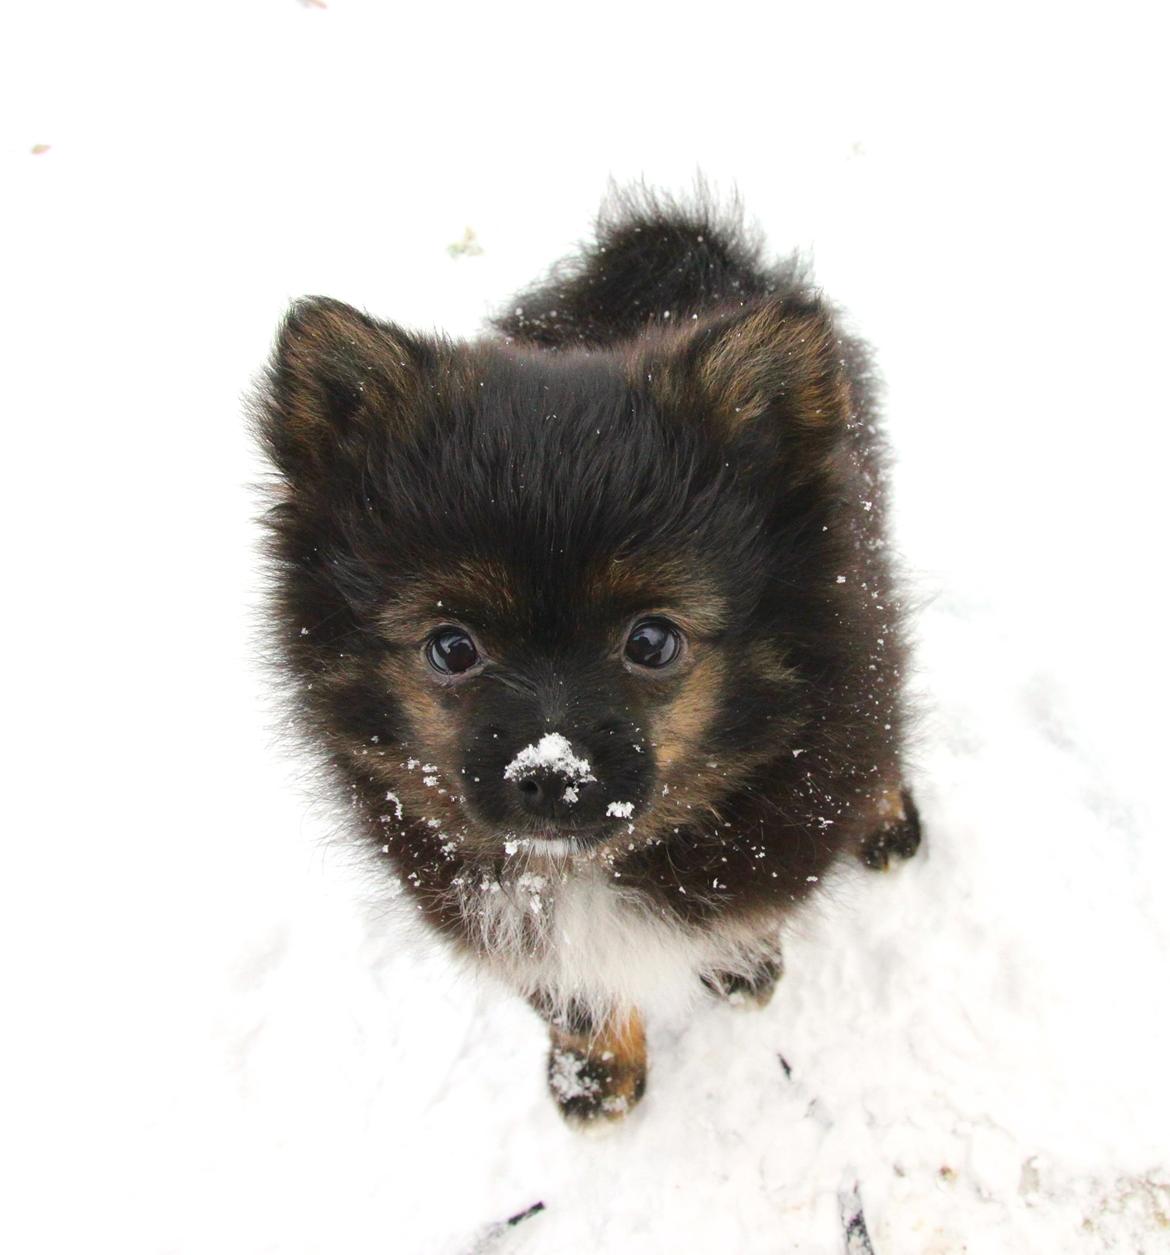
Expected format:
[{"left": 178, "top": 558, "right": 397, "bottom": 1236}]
[
  {"left": 778, "top": 1052, "right": 792, "bottom": 1079},
  {"left": 463, "top": 1201, "right": 546, "bottom": 1253},
  {"left": 506, "top": 1202, "right": 545, "bottom": 1227},
  {"left": 839, "top": 1182, "right": 876, "bottom": 1254}
]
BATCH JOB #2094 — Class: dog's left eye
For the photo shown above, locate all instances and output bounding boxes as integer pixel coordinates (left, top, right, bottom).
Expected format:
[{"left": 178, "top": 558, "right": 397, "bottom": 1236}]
[
  {"left": 625, "top": 618, "right": 683, "bottom": 669},
  {"left": 426, "top": 628, "right": 479, "bottom": 675}
]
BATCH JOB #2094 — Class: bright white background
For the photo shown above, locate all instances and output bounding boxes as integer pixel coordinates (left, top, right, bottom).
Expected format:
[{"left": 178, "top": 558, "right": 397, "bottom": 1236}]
[{"left": 2, "top": 2, "right": 1167, "bottom": 1251}]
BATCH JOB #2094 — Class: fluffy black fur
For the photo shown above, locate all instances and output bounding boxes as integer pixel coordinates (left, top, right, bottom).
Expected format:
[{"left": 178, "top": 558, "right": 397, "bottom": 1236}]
[
  {"left": 494, "top": 190, "right": 801, "bottom": 348},
  {"left": 255, "top": 188, "right": 919, "bottom": 1126}
]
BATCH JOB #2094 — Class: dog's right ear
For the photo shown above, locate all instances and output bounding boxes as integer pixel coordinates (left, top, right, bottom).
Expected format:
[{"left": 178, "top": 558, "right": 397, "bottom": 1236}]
[{"left": 260, "top": 296, "right": 436, "bottom": 483}]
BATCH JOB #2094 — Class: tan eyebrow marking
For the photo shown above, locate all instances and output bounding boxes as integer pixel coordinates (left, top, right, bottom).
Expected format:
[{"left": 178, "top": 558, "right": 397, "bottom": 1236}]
[
  {"left": 379, "top": 559, "right": 518, "bottom": 640},
  {"left": 587, "top": 555, "right": 729, "bottom": 636}
]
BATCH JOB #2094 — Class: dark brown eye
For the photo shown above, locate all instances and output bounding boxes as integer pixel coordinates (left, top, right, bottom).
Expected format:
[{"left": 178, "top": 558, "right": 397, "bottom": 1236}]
[
  {"left": 426, "top": 628, "right": 479, "bottom": 675},
  {"left": 625, "top": 618, "right": 683, "bottom": 669}
]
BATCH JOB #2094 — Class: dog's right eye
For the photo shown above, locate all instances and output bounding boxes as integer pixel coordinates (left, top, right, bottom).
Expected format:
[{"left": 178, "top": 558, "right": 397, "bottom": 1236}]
[{"left": 426, "top": 628, "right": 479, "bottom": 675}]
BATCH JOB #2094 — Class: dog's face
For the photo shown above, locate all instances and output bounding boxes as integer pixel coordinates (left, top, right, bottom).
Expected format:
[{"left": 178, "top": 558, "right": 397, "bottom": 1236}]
[
  {"left": 261, "top": 297, "right": 857, "bottom": 862},
  {"left": 371, "top": 538, "right": 730, "bottom": 855}
]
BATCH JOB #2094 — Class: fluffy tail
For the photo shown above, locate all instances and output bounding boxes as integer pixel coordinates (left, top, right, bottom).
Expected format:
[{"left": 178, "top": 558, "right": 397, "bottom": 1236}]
[{"left": 492, "top": 186, "right": 805, "bottom": 349}]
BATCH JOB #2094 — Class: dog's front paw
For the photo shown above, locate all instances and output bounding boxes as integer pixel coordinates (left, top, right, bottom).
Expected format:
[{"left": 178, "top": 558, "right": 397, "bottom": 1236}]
[
  {"left": 546, "top": 1009, "right": 646, "bottom": 1130},
  {"left": 548, "top": 1044, "right": 646, "bottom": 1131},
  {"left": 859, "top": 788, "right": 922, "bottom": 870}
]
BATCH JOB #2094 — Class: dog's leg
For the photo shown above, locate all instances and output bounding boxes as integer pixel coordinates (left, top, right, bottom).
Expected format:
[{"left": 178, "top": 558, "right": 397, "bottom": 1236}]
[
  {"left": 702, "top": 945, "right": 784, "bottom": 1009},
  {"left": 859, "top": 787, "right": 922, "bottom": 870},
  {"left": 531, "top": 996, "right": 647, "bottom": 1129}
]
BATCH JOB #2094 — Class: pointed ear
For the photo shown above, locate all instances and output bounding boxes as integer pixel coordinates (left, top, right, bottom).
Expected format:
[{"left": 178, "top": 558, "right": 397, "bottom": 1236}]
[
  {"left": 261, "top": 296, "right": 436, "bottom": 481},
  {"left": 648, "top": 296, "right": 853, "bottom": 439}
]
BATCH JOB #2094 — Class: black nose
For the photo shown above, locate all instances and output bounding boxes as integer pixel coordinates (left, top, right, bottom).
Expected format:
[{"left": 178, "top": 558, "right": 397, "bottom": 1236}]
[{"left": 513, "top": 769, "right": 588, "bottom": 819}]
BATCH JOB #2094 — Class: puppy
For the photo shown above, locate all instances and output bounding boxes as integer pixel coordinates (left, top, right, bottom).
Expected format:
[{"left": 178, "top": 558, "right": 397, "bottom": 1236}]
[{"left": 255, "top": 190, "right": 920, "bottom": 1128}]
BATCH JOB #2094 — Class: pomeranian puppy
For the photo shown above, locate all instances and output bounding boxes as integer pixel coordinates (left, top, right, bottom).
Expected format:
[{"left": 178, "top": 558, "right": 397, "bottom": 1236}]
[{"left": 256, "top": 190, "right": 920, "bottom": 1128}]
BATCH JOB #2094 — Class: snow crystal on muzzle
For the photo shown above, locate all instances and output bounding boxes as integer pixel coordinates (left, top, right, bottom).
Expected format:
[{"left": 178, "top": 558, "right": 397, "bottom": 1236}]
[{"left": 502, "top": 733, "right": 597, "bottom": 783}]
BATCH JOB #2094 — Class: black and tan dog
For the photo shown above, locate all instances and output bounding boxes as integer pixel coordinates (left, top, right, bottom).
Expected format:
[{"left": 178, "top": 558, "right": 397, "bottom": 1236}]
[{"left": 255, "top": 190, "right": 920, "bottom": 1129}]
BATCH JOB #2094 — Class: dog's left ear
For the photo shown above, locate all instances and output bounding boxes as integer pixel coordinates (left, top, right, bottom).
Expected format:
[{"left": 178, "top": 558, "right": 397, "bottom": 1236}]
[
  {"left": 645, "top": 295, "right": 852, "bottom": 439},
  {"left": 260, "top": 296, "right": 436, "bottom": 485}
]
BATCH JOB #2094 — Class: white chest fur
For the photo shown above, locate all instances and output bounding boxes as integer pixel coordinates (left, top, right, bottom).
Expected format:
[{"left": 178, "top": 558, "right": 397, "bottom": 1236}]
[{"left": 454, "top": 862, "right": 781, "bottom": 1022}]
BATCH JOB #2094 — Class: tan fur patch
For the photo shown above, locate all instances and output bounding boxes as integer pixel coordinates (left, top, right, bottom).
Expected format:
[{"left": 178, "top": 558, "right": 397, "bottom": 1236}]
[
  {"left": 745, "top": 639, "right": 798, "bottom": 687},
  {"left": 354, "top": 651, "right": 471, "bottom": 832},
  {"left": 588, "top": 554, "right": 729, "bottom": 638},
  {"left": 650, "top": 652, "right": 724, "bottom": 773},
  {"left": 630, "top": 650, "right": 781, "bottom": 842},
  {"left": 874, "top": 785, "right": 907, "bottom": 824},
  {"left": 379, "top": 559, "right": 518, "bottom": 641}
]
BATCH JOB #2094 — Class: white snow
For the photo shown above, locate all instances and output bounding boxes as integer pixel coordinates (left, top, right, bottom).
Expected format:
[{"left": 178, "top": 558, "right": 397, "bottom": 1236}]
[
  {"left": 3, "top": 2, "right": 1168, "bottom": 1254},
  {"left": 503, "top": 733, "right": 596, "bottom": 785},
  {"left": 606, "top": 801, "right": 635, "bottom": 819},
  {"left": 547, "top": 1047, "right": 601, "bottom": 1103}
]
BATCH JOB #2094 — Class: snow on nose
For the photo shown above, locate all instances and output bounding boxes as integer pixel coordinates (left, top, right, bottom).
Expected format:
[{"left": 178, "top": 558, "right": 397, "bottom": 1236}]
[{"left": 503, "top": 732, "right": 597, "bottom": 786}]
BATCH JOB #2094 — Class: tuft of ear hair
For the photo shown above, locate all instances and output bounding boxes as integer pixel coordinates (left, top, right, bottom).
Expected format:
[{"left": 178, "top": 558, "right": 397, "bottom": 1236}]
[
  {"left": 647, "top": 295, "right": 852, "bottom": 438},
  {"left": 261, "top": 296, "right": 435, "bottom": 482}
]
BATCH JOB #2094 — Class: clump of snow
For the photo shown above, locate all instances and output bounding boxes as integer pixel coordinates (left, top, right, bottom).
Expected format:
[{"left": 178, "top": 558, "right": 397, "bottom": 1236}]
[
  {"left": 606, "top": 801, "right": 634, "bottom": 819},
  {"left": 503, "top": 733, "right": 596, "bottom": 784},
  {"left": 562, "top": 786, "right": 579, "bottom": 805},
  {"left": 547, "top": 1048, "right": 599, "bottom": 1102}
]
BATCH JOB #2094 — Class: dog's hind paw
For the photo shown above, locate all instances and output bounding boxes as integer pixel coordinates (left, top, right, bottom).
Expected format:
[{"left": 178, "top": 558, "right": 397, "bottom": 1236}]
[
  {"left": 702, "top": 949, "right": 784, "bottom": 1009},
  {"left": 859, "top": 788, "right": 922, "bottom": 871}
]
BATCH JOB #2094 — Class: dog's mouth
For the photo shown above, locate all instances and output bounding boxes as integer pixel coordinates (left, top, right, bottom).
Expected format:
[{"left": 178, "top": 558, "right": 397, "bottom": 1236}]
[{"left": 506, "top": 822, "right": 609, "bottom": 857}]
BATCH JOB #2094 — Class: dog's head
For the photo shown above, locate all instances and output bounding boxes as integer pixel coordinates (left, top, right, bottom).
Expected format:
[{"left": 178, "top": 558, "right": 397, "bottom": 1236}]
[{"left": 259, "top": 296, "right": 867, "bottom": 863}]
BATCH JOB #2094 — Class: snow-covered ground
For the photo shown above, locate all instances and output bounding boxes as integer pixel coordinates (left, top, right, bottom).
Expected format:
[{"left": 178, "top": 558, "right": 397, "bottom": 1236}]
[{"left": 3, "top": 2, "right": 1168, "bottom": 1251}]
